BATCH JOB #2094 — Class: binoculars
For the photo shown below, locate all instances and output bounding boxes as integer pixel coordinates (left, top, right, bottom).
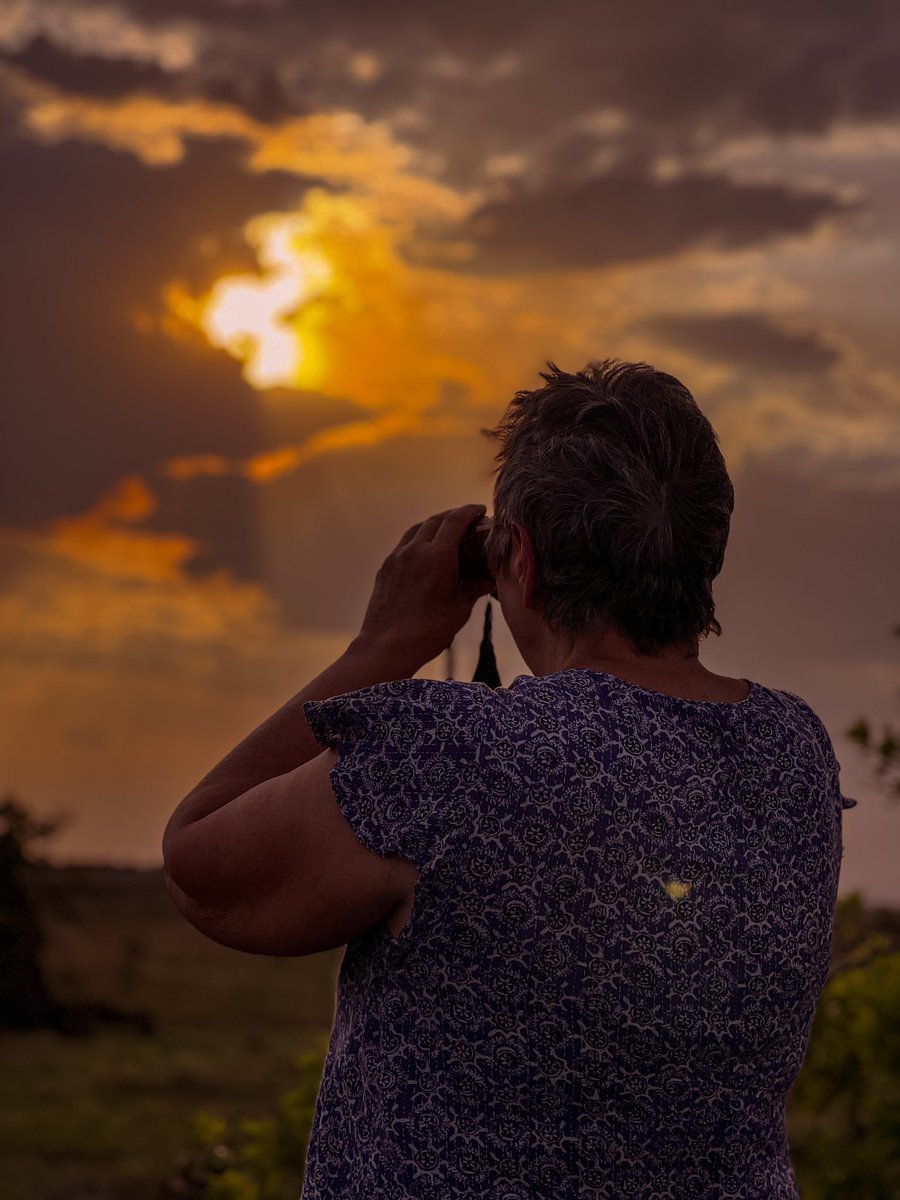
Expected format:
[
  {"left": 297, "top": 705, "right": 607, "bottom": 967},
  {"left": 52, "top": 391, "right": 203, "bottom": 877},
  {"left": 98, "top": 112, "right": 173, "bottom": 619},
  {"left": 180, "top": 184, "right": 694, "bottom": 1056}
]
[{"left": 458, "top": 515, "right": 494, "bottom": 584}]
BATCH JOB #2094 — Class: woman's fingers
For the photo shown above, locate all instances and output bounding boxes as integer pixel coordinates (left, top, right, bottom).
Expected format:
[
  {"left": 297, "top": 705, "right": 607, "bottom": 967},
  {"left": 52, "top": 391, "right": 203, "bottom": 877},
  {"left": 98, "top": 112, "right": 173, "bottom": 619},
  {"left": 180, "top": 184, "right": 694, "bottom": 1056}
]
[
  {"left": 394, "top": 512, "right": 451, "bottom": 554},
  {"left": 399, "top": 505, "right": 485, "bottom": 551},
  {"left": 396, "top": 522, "right": 424, "bottom": 548},
  {"left": 411, "top": 510, "right": 453, "bottom": 542},
  {"left": 398, "top": 510, "right": 453, "bottom": 547},
  {"left": 431, "top": 505, "right": 486, "bottom": 551}
]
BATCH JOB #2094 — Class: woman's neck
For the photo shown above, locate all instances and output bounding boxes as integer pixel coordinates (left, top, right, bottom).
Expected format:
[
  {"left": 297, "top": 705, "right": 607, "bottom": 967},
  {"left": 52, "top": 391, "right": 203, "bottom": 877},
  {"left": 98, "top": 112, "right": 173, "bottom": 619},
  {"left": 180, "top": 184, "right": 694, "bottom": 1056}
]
[{"left": 535, "top": 628, "right": 702, "bottom": 679}]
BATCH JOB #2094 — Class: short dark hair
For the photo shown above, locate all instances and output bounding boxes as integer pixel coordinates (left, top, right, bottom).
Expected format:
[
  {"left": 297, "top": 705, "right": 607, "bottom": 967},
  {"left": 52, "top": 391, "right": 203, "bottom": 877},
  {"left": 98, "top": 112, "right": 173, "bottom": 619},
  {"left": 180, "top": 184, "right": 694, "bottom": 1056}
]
[{"left": 481, "top": 360, "right": 735, "bottom": 657}]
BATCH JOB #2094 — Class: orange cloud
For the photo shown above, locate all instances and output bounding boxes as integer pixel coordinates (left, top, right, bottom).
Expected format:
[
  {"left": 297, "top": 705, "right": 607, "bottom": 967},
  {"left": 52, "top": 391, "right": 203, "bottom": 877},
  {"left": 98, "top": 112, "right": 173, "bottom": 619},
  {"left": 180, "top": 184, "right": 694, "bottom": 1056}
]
[
  {"left": 162, "top": 412, "right": 478, "bottom": 484},
  {"left": 0, "top": 529, "right": 274, "bottom": 656},
  {"left": 163, "top": 185, "right": 641, "bottom": 437},
  {"left": 5, "top": 68, "right": 473, "bottom": 223},
  {"left": 45, "top": 474, "right": 195, "bottom": 584},
  {"left": 11, "top": 59, "right": 893, "bottom": 489},
  {"left": 0, "top": 470, "right": 277, "bottom": 661}
]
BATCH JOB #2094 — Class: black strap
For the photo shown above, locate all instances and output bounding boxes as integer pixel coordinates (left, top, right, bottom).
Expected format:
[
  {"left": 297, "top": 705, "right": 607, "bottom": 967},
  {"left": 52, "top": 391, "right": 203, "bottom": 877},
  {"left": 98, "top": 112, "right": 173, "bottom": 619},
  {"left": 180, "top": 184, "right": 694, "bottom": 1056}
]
[{"left": 472, "top": 600, "right": 501, "bottom": 688}]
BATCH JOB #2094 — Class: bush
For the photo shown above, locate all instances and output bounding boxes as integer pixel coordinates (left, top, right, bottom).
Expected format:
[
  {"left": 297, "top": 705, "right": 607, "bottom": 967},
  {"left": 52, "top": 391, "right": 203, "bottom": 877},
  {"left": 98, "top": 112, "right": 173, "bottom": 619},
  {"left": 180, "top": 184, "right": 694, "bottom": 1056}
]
[
  {"left": 163, "top": 1032, "right": 329, "bottom": 1200},
  {"left": 789, "top": 951, "right": 900, "bottom": 1198},
  {"left": 168, "top": 897, "right": 900, "bottom": 1197}
]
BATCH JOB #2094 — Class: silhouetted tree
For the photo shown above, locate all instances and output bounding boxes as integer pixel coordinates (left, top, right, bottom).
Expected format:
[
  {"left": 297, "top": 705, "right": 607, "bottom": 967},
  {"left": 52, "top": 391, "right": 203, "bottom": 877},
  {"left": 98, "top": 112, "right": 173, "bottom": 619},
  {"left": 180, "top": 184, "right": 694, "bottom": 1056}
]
[
  {"left": 0, "top": 794, "right": 65, "bottom": 1029},
  {"left": 847, "top": 623, "right": 900, "bottom": 800},
  {"left": 0, "top": 792, "right": 154, "bottom": 1037}
]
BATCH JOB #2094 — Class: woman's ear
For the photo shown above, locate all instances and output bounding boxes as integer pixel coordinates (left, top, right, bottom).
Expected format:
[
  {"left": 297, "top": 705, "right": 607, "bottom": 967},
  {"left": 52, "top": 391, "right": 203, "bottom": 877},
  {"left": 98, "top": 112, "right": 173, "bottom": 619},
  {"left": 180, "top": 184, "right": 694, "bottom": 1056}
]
[{"left": 510, "top": 523, "right": 538, "bottom": 609}]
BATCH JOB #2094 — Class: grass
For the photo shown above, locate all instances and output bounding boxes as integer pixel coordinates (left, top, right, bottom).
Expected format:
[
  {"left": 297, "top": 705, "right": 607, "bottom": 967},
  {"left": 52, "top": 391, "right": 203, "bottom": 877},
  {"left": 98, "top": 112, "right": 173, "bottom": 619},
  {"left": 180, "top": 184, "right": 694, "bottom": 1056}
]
[
  {"left": 5, "top": 870, "right": 900, "bottom": 1199},
  {"left": 0, "top": 865, "right": 342, "bottom": 1200}
]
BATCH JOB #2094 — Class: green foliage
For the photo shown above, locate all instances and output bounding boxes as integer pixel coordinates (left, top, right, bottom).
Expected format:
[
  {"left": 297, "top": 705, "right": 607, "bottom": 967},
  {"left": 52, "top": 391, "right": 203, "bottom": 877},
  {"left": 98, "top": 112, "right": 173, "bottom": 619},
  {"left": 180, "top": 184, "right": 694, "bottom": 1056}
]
[
  {"left": 826, "top": 890, "right": 894, "bottom": 979},
  {"left": 171, "top": 894, "right": 900, "bottom": 1198},
  {"left": 789, "top": 951, "right": 900, "bottom": 1198},
  {"left": 848, "top": 717, "right": 900, "bottom": 799},
  {"left": 166, "top": 1033, "right": 330, "bottom": 1200}
]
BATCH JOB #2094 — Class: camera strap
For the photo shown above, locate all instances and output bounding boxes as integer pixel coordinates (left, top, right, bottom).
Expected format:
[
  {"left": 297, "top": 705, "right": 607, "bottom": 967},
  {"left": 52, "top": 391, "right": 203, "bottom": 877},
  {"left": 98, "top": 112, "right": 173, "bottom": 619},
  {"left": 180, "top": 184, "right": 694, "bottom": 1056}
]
[{"left": 472, "top": 600, "right": 501, "bottom": 688}]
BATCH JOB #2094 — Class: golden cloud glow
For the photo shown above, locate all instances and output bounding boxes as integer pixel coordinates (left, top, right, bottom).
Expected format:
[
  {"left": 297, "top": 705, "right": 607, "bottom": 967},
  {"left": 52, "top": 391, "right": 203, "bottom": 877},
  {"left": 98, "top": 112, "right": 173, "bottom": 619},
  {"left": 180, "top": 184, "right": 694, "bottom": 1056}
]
[
  {"left": 2, "top": 474, "right": 277, "bottom": 657},
  {"left": 161, "top": 184, "right": 900, "bottom": 491},
  {"left": 24, "top": 90, "right": 261, "bottom": 167},
  {"left": 46, "top": 474, "right": 195, "bottom": 583},
  {"left": 168, "top": 182, "right": 640, "bottom": 424},
  {"left": 167, "top": 187, "right": 490, "bottom": 411},
  {"left": 7, "top": 73, "right": 474, "bottom": 223},
  {"left": 13, "top": 60, "right": 892, "bottom": 487},
  {"left": 163, "top": 411, "right": 476, "bottom": 484},
  {"left": 199, "top": 214, "right": 332, "bottom": 390},
  {"left": 0, "top": 532, "right": 274, "bottom": 653}
]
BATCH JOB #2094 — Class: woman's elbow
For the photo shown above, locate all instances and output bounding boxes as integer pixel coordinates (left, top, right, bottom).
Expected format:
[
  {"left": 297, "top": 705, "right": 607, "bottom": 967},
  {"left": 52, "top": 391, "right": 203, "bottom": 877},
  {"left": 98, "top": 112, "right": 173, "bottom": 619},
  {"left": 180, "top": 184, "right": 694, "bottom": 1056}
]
[
  {"left": 161, "top": 815, "right": 218, "bottom": 913},
  {"left": 161, "top": 813, "right": 193, "bottom": 896},
  {"left": 161, "top": 817, "right": 204, "bottom": 917},
  {"left": 161, "top": 812, "right": 249, "bottom": 943}
]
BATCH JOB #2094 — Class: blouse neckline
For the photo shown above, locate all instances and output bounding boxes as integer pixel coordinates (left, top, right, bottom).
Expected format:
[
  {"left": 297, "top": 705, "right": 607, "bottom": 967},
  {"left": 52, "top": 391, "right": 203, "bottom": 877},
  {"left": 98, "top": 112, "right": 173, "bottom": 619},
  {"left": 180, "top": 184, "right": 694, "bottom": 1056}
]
[{"left": 546, "top": 668, "right": 760, "bottom": 709}]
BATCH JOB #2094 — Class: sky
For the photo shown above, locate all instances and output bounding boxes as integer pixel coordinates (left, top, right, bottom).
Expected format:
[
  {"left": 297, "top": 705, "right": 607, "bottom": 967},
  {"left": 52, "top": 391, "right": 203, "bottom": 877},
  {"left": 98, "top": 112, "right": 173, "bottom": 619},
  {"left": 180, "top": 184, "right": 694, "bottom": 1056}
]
[{"left": 1, "top": 0, "right": 898, "bottom": 902}]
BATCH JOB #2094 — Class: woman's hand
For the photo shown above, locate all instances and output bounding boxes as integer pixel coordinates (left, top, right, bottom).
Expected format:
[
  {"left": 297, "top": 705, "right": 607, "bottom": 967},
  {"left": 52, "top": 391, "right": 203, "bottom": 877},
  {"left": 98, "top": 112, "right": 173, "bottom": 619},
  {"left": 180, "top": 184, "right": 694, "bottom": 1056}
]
[{"left": 355, "top": 504, "right": 495, "bottom": 670}]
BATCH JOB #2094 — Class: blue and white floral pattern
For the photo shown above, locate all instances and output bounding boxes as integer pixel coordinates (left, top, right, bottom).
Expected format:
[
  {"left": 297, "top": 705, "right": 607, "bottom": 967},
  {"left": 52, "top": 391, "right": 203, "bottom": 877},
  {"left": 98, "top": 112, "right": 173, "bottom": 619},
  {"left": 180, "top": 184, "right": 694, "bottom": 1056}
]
[{"left": 300, "top": 670, "right": 851, "bottom": 1199}]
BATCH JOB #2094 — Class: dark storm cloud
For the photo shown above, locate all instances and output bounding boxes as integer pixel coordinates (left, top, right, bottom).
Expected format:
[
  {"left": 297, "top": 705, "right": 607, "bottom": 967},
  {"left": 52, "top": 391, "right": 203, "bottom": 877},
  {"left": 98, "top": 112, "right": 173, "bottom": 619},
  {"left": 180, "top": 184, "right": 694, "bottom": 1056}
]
[
  {"left": 4, "top": 35, "right": 174, "bottom": 100},
  {"left": 642, "top": 313, "right": 842, "bottom": 375},
  {"left": 0, "top": 34, "right": 296, "bottom": 124},
  {"left": 449, "top": 172, "right": 852, "bottom": 273},
  {"left": 0, "top": 134, "right": 334, "bottom": 527},
  {"left": 142, "top": 1, "right": 900, "bottom": 143},
  {"left": 11, "top": 0, "right": 900, "bottom": 184},
  {"left": 0, "top": 0, "right": 885, "bottom": 568}
]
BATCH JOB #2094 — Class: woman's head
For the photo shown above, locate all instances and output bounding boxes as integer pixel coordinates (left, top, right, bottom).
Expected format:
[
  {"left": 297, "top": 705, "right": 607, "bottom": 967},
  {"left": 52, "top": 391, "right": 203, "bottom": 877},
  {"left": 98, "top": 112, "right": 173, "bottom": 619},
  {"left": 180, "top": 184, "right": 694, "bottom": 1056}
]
[{"left": 482, "top": 360, "right": 734, "bottom": 658}]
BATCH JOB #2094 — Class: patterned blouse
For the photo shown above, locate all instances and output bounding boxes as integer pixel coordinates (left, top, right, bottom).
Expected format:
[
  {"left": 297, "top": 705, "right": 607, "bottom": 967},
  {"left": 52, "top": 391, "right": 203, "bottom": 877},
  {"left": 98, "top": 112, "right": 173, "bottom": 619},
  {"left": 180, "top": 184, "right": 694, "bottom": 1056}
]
[{"left": 300, "top": 669, "right": 854, "bottom": 1200}]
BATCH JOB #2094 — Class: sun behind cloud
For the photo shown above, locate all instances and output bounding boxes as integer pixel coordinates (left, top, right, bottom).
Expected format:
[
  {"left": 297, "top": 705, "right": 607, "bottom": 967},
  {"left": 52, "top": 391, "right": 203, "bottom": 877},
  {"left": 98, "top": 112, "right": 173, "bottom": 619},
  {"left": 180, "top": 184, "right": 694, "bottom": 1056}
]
[
  {"left": 165, "top": 186, "right": 492, "bottom": 415},
  {"left": 169, "top": 213, "right": 332, "bottom": 390}
]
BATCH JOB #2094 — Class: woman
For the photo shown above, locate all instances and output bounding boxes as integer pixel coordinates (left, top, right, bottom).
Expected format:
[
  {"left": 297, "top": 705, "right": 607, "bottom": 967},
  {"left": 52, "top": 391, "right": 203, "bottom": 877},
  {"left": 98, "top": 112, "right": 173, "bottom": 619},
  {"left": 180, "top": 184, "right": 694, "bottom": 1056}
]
[{"left": 163, "top": 360, "right": 853, "bottom": 1199}]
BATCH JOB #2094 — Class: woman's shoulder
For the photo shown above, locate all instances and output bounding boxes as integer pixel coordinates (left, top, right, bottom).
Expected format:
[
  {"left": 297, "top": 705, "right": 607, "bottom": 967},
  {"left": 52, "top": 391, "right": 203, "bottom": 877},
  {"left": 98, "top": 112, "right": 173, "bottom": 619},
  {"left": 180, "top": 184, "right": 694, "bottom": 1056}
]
[
  {"left": 324, "top": 675, "right": 500, "bottom": 707},
  {"left": 318, "top": 676, "right": 510, "bottom": 733},
  {"left": 384, "top": 676, "right": 508, "bottom": 708},
  {"left": 766, "top": 685, "right": 831, "bottom": 734},
  {"left": 304, "top": 676, "right": 505, "bottom": 761}
]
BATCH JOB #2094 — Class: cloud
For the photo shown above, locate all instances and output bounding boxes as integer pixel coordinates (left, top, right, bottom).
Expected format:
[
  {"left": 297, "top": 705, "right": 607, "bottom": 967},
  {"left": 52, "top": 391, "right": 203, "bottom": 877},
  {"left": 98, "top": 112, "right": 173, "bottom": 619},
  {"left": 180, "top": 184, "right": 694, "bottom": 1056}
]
[
  {"left": 0, "top": 511, "right": 276, "bottom": 669},
  {"left": 2, "top": 64, "right": 474, "bottom": 222},
  {"left": 451, "top": 171, "right": 854, "bottom": 273},
  {"left": 0, "top": 131, "right": 310, "bottom": 526},
  {"left": 700, "top": 363, "right": 900, "bottom": 490},
  {"left": 201, "top": 0, "right": 900, "bottom": 183},
  {"left": 160, "top": 179, "right": 719, "bottom": 467},
  {"left": 4, "top": 33, "right": 176, "bottom": 100},
  {"left": 705, "top": 122, "right": 900, "bottom": 174},
  {"left": 10, "top": 0, "right": 900, "bottom": 197},
  {"left": 42, "top": 474, "right": 198, "bottom": 584},
  {"left": 0, "top": 1, "right": 198, "bottom": 71},
  {"left": 162, "top": 411, "right": 477, "bottom": 484},
  {"left": 641, "top": 312, "right": 841, "bottom": 375}
]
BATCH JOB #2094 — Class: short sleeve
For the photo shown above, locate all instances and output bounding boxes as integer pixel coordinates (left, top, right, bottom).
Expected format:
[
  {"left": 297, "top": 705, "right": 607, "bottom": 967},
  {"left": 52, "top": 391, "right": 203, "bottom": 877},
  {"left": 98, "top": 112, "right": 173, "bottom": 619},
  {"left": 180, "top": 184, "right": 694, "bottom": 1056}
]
[
  {"left": 816, "top": 723, "right": 858, "bottom": 810},
  {"left": 777, "top": 688, "right": 857, "bottom": 810},
  {"left": 816, "top": 719, "right": 857, "bottom": 810},
  {"left": 302, "top": 677, "right": 491, "bottom": 872}
]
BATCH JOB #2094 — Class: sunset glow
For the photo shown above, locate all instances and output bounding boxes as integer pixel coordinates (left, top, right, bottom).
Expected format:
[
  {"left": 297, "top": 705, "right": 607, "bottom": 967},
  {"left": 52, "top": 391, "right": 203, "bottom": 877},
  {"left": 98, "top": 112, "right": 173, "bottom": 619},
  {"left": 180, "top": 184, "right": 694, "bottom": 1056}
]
[
  {"left": 201, "top": 214, "right": 332, "bottom": 390},
  {"left": 4, "top": 0, "right": 898, "bottom": 905}
]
